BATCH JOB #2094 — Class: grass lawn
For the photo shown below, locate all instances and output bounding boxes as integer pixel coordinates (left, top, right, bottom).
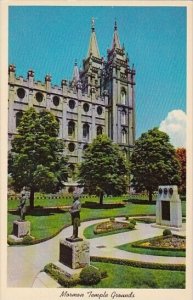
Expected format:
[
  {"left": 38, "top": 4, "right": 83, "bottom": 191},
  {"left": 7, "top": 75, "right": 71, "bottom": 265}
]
[
  {"left": 83, "top": 223, "right": 135, "bottom": 239},
  {"left": 7, "top": 195, "right": 186, "bottom": 242},
  {"left": 117, "top": 241, "right": 185, "bottom": 257},
  {"left": 78, "top": 262, "right": 185, "bottom": 288}
]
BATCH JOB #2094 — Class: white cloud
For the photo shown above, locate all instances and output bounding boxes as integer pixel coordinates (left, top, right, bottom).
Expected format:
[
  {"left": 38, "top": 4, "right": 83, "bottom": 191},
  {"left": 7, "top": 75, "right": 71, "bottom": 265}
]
[{"left": 159, "top": 110, "right": 186, "bottom": 148}]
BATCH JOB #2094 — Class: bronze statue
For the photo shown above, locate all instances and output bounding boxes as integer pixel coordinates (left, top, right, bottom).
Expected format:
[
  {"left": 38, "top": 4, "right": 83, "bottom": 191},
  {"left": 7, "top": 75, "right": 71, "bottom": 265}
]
[
  {"left": 69, "top": 192, "right": 81, "bottom": 239},
  {"left": 18, "top": 187, "right": 29, "bottom": 221}
]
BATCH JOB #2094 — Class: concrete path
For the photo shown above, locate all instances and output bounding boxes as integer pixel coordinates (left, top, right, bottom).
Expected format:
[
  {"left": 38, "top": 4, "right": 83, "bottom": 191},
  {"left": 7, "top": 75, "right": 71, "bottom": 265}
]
[{"left": 7, "top": 217, "right": 186, "bottom": 287}]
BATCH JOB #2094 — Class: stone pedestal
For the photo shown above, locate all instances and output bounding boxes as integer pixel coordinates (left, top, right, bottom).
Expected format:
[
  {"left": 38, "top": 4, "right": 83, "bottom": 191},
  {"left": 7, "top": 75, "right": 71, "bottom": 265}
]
[
  {"left": 155, "top": 185, "right": 182, "bottom": 229},
  {"left": 13, "top": 220, "right": 31, "bottom": 238},
  {"left": 59, "top": 239, "right": 90, "bottom": 269}
]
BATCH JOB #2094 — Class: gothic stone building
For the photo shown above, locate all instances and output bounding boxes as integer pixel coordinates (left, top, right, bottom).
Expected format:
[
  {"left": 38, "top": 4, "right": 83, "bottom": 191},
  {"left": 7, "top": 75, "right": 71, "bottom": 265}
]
[{"left": 8, "top": 21, "right": 136, "bottom": 185}]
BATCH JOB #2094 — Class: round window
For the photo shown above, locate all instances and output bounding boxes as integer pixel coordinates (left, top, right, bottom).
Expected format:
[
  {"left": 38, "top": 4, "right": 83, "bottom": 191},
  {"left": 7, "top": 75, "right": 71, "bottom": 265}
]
[
  {"left": 83, "top": 103, "right": 89, "bottom": 112},
  {"left": 17, "top": 88, "right": 25, "bottom": 99},
  {"left": 69, "top": 100, "right": 75, "bottom": 109},
  {"left": 53, "top": 96, "right": 60, "bottom": 106},
  {"left": 97, "top": 106, "right": 103, "bottom": 115},
  {"left": 68, "top": 143, "right": 75, "bottom": 152},
  {"left": 36, "top": 92, "right": 43, "bottom": 102}
]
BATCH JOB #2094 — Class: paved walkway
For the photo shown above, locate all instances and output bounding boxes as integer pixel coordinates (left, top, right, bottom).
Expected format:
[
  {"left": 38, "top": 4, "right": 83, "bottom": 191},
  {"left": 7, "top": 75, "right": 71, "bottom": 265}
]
[{"left": 7, "top": 217, "right": 186, "bottom": 287}]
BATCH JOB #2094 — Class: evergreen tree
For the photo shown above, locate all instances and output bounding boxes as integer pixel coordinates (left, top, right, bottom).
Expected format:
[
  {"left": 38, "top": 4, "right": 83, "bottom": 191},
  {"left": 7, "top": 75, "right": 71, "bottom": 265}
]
[
  {"left": 130, "top": 128, "right": 180, "bottom": 202},
  {"left": 9, "top": 108, "right": 68, "bottom": 209},
  {"left": 79, "top": 134, "right": 129, "bottom": 205}
]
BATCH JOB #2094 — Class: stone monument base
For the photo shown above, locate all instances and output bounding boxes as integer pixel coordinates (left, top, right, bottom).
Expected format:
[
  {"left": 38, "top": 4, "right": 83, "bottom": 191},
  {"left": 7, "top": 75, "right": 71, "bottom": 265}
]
[
  {"left": 59, "top": 239, "right": 90, "bottom": 269},
  {"left": 152, "top": 223, "right": 183, "bottom": 232},
  {"left": 13, "top": 220, "right": 31, "bottom": 238}
]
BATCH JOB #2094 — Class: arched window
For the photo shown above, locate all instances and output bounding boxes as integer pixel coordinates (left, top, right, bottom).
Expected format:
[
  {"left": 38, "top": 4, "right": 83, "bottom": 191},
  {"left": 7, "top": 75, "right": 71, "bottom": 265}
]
[
  {"left": 121, "top": 110, "right": 126, "bottom": 125},
  {"left": 121, "top": 90, "right": 126, "bottom": 105},
  {"left": 121, "top": 129, "right": 127, "bottom": 144},
  {"left": 83, "top": 123, "right": 89, "bottom": 139},
  {"left": 16, "top": 111, "right": 23, "bottom": 128},
  {"left": 68, "top": 121, "right": 75, "bottom": 136},
  {"left": 97, "top": 126, "right": 103, "bottom": 136}
]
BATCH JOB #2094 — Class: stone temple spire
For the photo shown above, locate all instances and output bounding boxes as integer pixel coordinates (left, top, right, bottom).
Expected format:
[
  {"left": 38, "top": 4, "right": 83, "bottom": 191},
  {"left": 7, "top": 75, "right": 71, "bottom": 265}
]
[
  {"left": 87, "top": 17, "right": 100, "bottom": 58},
  {"left": 72, "top": 59, "right": 80, "bottom": 82},
  {"left": 112, "top": 19, "right": 121, "bottom": 49}
]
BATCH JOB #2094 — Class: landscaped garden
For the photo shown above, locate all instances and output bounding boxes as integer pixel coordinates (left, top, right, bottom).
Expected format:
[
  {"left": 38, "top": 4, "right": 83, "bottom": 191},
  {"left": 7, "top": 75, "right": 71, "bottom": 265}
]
[
  {"left": 43, "top": 262, "right": 185, "bottom": 289},
  {"left": 7, "top": 194, "right": 186, "bottom": 244}
]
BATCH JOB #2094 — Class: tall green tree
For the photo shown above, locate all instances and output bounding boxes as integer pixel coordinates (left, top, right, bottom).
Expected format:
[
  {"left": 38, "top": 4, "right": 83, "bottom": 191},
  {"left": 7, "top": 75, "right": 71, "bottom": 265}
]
[
  {"left": 176, "top": 148, "right": 186, "bottom": 194},
  {"left": 9, "top": 108, "right": 68, "bottom": 209},
  {"left": 78, "top": 134, "right": 129, "bottom": 205},
  {"left": 130, "top": 128, "right": 180, "bottom": 202}
]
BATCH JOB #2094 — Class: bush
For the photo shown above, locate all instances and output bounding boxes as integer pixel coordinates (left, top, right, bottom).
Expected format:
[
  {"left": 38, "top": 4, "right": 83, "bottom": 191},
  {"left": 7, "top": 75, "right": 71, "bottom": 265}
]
[
  {"left": 130, "top": 219, "right": 136, "bottom": 225},
  {"left": 58, "top": 274, "right": 80, "bottom": 287},
  {"left": 80, "top": 265, "right": 101, "bottom": 285},
  {"left": 127, "top": 223, "right": 135, "bottom": 230},
  {"left": 125, "top": 216, "right": 129, "bottom": 220},
  {"left": 101, "top": 270, "right": 108, "bottom": 279},
  {"left": 22, "top": 235, "right": 34, "bottom": 244},
  {"left": 163, "top": 229, "right": 172, "bottom": 236}
]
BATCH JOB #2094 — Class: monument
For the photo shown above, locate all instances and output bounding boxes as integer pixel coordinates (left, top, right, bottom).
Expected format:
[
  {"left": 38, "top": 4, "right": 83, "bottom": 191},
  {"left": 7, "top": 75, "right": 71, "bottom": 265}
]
[
  {"left": 12, "top": 187, "right": 31, "bottom": 240},
  {"left": 59, "top": 192, "right": 90, "bottom": 273},
  {"left": 154, "top": 185, "right": 182, "bottom": 230}
]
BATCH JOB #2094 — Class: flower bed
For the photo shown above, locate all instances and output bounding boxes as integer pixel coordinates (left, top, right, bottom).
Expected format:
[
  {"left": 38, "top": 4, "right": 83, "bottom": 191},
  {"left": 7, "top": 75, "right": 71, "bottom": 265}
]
[
  {"left": 94, "top": 220, "right": 134, "bottom": 234},
  {"left": 133, "top": 235, "right": 185, "bottom": 251}
]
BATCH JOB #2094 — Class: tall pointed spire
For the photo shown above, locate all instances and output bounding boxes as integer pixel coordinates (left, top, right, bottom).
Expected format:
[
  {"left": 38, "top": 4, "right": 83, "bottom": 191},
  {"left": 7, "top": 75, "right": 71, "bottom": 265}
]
[
  {"left": 72, "top": 59, "right": 80, "bottom": 82},
  {"left": 87, "top": 17, "right": 100, "bottom": 58},
  {"left": 112, "top": 19, "right": 121, "bottom": 49}
]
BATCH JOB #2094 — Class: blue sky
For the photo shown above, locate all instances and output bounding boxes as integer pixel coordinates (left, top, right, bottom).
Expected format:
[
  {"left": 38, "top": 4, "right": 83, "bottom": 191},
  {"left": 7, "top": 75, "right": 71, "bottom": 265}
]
[{"left": 9, "top": 6, "right": 186, "bottom": 139}]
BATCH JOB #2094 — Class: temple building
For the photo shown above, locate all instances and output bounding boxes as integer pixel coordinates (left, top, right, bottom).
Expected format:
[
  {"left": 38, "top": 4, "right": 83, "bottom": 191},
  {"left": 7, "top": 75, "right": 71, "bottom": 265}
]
[{"left": 8, "top": 20, "right": 136, "bottom": 186}]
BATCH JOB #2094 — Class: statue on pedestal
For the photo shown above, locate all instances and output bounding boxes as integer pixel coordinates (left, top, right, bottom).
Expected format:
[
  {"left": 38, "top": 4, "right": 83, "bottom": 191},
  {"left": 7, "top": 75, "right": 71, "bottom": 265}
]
[
  {"left": 18, "top": 187, "right": 30, "bottom": 221},
  {"left": 67, "top": 192, "right": 82, "bottom": 241}
]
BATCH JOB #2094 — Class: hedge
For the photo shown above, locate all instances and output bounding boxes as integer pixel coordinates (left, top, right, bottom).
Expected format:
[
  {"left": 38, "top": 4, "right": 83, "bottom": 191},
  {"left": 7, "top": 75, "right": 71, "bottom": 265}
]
[{"left": 90, "top": 256, "right": 185, "bottom": 271}]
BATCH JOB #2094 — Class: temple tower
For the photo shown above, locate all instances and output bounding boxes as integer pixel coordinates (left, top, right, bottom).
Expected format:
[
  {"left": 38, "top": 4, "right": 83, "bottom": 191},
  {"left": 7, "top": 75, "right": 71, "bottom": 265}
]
[{"left": 102, "top": 21, "right": 136, "bottom": 159}]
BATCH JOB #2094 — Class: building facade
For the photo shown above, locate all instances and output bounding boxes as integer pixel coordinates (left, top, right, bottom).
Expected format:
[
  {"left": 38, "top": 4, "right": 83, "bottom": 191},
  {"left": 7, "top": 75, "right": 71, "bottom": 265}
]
[{"left": 8, "top": 20, "right": 136, "bottom": 183}]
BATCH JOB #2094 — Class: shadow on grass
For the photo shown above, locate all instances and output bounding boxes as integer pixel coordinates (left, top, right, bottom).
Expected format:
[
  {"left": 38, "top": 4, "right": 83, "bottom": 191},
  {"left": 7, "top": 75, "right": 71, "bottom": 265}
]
[
  {"left": 9, "top": 207, "right": 66, "bottom": 217},
  {"left": 82, "top": 201, "right": 125, "bottom": 209},
  {"left": 124, "top": 199, "right": 156, "bottom": 205}
]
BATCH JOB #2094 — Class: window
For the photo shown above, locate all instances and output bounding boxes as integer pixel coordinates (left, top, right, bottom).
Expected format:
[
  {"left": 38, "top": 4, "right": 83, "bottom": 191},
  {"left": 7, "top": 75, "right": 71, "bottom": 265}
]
[
  {"left": 35, "top": 92, "right": 43, "bottom": 102},
  {"left": 69, "top": 100, "right": 75, "bottom": 109},
  {"left": 68, "top": 143, "right": 75, "bottom": 152},
  {"left": 121, "top": 90, "right": 126, "bottom": 105},
  {"left": 83, "top": 103, "right": 89, "bottom": 112},
  {"left": 83, "top": 123, "right": 89, "bottom": 139},
  {"left": 16, "top": 111, "right": 23, "bottom": 128},
  {"left": 17, "top": 88, "right": 25, "bottom": 99},
  {"left": 121, "top": 110, "right": 126, "bottom": 125},
  {"left": 53, "top": 96, "right": 60, "bottom": 106},
  {"left": 121, "top": 129, "right": 127, "bottom": 144},
  {"left": 97, "top": 126, "right": 103, "bottom": 135},
  {"left": 68, "top": 121, "right": 75, "bottom": 136},
  {"left": 83, "top": 144, "right": 88, "bottom": 151},
  {"left": 97, "top": 106, "right": 103, "bottom": 115}
]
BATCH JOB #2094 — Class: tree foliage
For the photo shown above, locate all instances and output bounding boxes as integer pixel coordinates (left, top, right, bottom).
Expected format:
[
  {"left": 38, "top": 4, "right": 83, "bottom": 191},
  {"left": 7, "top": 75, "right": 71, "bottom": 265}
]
[
  {"left": 130, "top": 128, "right": 180, "bottom": 201},
  {"left": 176, "top": 148, "right": 186, "bottom": 194},
  {"left": 78, "top": 134, "right": 129, "bottom": 204},
  {"left": 9, "top": 108, "right": 68, "bottom": 209}
]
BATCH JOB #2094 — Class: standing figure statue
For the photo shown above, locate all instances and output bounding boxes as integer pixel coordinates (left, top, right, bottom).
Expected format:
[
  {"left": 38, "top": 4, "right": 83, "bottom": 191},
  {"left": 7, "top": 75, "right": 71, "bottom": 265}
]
[
  {"left": 69, "top": 192, "right": 81, "bottom": 239},
  {"left": 18, "top": 187, "right": 29, "bottom": 221}
]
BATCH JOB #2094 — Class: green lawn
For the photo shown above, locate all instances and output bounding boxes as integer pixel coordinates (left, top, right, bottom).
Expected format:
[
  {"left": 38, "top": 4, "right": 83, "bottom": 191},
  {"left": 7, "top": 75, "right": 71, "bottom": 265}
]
[
  {"left": 8, "top": 195, "right": 186, "bottom": 243},
  {"left": 78, "top": 262, "right": 185, "bottom": 288},
  {"left": 117, "top": 241, "right": 185, "bottom": 257}
]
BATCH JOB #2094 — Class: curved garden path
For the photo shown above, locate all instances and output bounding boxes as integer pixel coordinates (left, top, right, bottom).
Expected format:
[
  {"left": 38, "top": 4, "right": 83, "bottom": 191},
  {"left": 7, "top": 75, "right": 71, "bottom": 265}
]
[{"left": 7, "top": 217, "right": 186, "bottom": 287}]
